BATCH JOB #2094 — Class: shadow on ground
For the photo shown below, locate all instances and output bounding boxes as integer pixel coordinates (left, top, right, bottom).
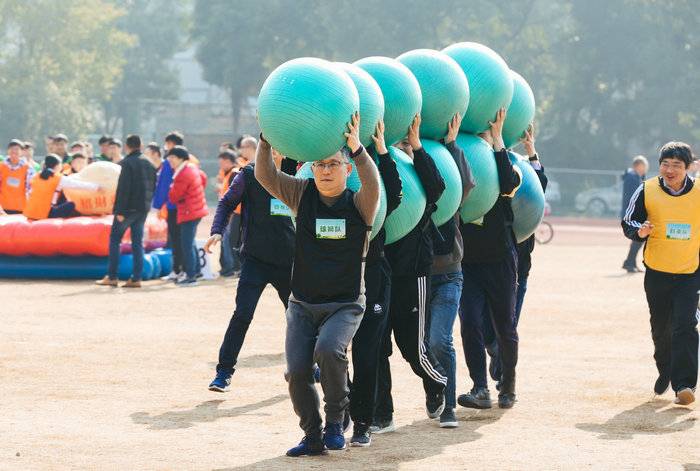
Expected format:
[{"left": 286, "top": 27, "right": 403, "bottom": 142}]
[
  {"left": 131, "top": 394, "right": 288, "bottom": 430},
  {"left": 215, "top": 408, "right": 506, "bottom": 471},
  {"left": 576, "top": 399, "right": 696, "bottom": 440},
  {"left": 206, "top": 352, "right": 285, "bottom": 370}
]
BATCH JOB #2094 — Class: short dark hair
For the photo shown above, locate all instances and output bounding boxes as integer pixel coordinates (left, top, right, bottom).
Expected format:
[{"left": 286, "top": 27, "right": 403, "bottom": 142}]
[
  {"left": 98, "top": 135, "right": 113, "bottom": 145},
  {"left": 7, "top": 139, "right": 23, "bottom": 149},
  {"left": 146, "top": 142, "right": 161, "bottom": 156},
  {"left": 218, "top": 150, "right": 238, "bottom": 163},
  {"left": 165, "top": 131, "right": 184, "bottom": 146},
  {"left": 125, "top": 134, "right": 141, "bottom": 150},
  {"left": 659, "top": 141, "right": 694, "bottom": 168},
  {"left": 167, "top": 145, "right": 189, "bottom": 161},
  {"left": 71, "top": 152, "right": 86, "bottom": 160}
]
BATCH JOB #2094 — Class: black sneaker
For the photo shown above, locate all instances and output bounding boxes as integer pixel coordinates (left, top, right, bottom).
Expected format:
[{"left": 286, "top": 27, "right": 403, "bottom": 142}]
[
  {"left": 654, "top": 373, "right": 671, "bottom": 395},
  {"left": 350, "top": 422, "right": 371, "bottom": 447},
  {"left": 498, "top": 392, "right": 517, "bottom": 409},
  {"left": 439, "top": 408, "right": 458, "bottom": 428},
  {"left": 458, "top": 387, "right": 492, "bottom": 409},
  {"left": 286, "top": 435, "right": 326, "bottom": 457},
  {"left": 426, "top": 391, "right": 446, "bottom": 419},
  {"left": 369, "top": 417, "right": 395, "bottom": 434}
]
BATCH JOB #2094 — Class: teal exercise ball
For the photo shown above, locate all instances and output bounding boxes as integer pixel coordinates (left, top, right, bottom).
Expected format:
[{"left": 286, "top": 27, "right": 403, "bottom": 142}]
[
  {"left": 257, "top": 58, "right": 359, "bottom": 162},
  {"left": 503, "top": 71, "right": 536, "bottom": 149},
  {"left": 354, "top": 56, "right": 422, "bottom": 147},
  {"left": 509, "top": 152, "right": 545, "bottom": 242},
  {"left": 336, "top": 62, "right": 385, "bottom": 148},
  {"left": 456, "top": 133, "right": 499, "bottom": 223},
  {"left": 442, "top": 42, "right": 513, "bottom": 134},
  {"left": 384, "top": 146, "right": 427, "bottom": 244},
  {"left": 396, "top": 49, "right": 469, "bottom": 140},
  {"left": 421, "top": 140, "right": 462, "bottom": 226},
  {"left": 296, "top": 161, "right": 388, "bottom": 240}
]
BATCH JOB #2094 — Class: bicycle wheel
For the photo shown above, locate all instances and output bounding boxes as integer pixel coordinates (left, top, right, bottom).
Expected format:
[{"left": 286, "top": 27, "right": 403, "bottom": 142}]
[{"left": 535, "top": 221, "right": 554, "bottom": 245}]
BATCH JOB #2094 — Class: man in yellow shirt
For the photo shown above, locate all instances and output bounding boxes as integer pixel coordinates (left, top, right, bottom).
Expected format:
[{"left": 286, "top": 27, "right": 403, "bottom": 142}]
[{"left": 622, "top": 141, "right": 699, "bottom": 406}]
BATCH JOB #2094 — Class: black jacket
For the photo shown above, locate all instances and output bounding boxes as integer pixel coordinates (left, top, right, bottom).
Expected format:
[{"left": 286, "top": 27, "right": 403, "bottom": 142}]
[
  {"left": 461, "top": 149, "right": 521, "bottom": 264},
  {"left": 621, "top": 169, "right": 645, "bottom": 218},
  {"left": 385, "top": 146, "right": 446, "bottom": 276},
  {"left": 113, "top": 151, "right": 157, "bottom": 215}
]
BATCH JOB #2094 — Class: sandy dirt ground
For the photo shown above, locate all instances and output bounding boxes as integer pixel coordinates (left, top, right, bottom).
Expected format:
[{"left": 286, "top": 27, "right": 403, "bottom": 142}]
[{"left": 2, "top": 218, "right": 699, "bottom": 470}]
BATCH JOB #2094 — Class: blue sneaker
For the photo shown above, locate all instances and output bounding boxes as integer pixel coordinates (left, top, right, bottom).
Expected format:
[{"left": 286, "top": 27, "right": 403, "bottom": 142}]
[
  {"left": 323, "top": 422, "right": 346, "bottom": 450},
  {"left": 313, "top": 364, "right": 321, "bottom": 383},
  {"left": 208, "top": 370, "right": 232, "bottom": 392},
  {"left": 286, "top": 435, "right": 326, "bottom": 457}
]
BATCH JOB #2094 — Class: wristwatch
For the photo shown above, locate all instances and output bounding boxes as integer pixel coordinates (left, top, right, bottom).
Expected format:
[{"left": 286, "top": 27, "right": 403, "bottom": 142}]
[
  {"left": 529, "top": 153, "right": 539, "bottom": 161},
  {"left": 350, "top": 145, "right": 365, "bottom": 159}
]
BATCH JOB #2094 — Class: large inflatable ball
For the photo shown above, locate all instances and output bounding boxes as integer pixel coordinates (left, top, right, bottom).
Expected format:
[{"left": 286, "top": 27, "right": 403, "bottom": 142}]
[
  {"left": 502, "top": 71, "right": 536, "bottom": 149},
  {"left": 396, "top": 49, "right": 469, "bottom": 140},
  {"left": 455, "top": 133, "right": 499, "bottom": 223},
  {"left": 354, "top": 56, "right": 422, "bottom": 147},
  {"left": 257, "top": 58, "right": 359, "bottom": 162},
  {"left": 442, "top": 42, "right": 513, "bottom": 134},
  {"left": 63, "top": 161, "right": 120, "bottom": 215},
  {"left": 336, "top": 62, "right": 385, "bottom": 148},
  {"left": 509, "top": 152, "right": 545, "bottom": 242},
  {"left": 296, "top": 161, "right": 387, "bottom": 240},
  {"left": 384, "top": 146, "right": 427, "bottom": 244},
  {"left": 421, "top": 140, "right": 462, "bottom": 226}
]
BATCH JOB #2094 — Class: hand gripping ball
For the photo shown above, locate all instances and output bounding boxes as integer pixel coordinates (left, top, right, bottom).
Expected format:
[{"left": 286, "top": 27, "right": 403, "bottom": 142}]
[{"left": 257, "top": 58, "right": 359, "bottom": 162}]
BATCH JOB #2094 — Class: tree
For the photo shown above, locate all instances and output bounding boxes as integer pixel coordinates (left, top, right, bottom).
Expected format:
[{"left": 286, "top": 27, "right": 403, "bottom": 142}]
[
  {"left": 101, "top": 0, "right": 188, "bottom": 135},
  {"left": 0, "top": 0, "right": 134, "bottom": 146}
]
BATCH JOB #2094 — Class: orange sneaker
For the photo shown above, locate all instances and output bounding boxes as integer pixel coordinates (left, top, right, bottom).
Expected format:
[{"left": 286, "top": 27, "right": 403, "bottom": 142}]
[{"left": 122, "top": 279, "right": 142, "bottom": 288}]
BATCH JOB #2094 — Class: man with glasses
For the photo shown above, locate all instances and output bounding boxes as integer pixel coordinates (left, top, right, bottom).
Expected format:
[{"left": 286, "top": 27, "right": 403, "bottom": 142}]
[
  {"left": 622, "top": 141, "right": 699, "bottom": 406},
  {"left": 256, "top": 112, "right": 380, "bottom": 456}
]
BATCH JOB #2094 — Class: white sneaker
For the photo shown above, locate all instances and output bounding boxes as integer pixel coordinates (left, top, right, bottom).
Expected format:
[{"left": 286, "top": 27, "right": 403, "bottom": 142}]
[
  {"left": 176, "top": 272, "right": 187, "bottom": 283},
  {"left": 160, "top": 271, "right": 178, "bottom": 281}
]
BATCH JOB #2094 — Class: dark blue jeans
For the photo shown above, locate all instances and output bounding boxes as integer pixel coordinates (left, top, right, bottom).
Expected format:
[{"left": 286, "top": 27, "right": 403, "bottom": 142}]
[
  {"left": 459, "top": 245, "right": 518, "bottom": 390},
  {"left": 217, "top": 256, "right": 292, "bottom": 374},
  {"left": 179, "top": 218, "right": 200, "bottom": 279},
  {"left": 219, "top": 218, "right": 235, "bottom": 274},
  {"left": 48, "top": 201, "right": 76, "bottom": 218},
  {"left": 108, "top": 212, "right": 147, "bottom": 281}
]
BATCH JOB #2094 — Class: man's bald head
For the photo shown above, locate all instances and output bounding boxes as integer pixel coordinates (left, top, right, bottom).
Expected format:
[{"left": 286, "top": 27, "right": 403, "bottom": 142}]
[{"left": 239, "top": 136, "right": 258, "bottom": 162}]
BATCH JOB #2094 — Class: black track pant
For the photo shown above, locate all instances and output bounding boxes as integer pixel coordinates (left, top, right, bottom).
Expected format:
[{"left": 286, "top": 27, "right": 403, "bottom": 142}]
[{"left": 644, "top": 268, "right": 699, "bottom": 392}]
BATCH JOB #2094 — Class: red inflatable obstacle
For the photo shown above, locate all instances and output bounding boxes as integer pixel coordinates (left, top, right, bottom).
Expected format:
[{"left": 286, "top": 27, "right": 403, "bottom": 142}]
[{"left": 0, "top": 214, "right": 167, "bottom": 257}]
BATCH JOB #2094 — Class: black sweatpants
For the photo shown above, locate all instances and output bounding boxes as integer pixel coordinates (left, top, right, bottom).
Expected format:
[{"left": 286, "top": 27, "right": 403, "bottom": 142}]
[
  {"left": 375, "top": 274, "right": 447, "bottom": 421},
  {"left": 644, "top": 267, "right": 699, "bottom": 392},
  {"left": 460, "top": 242, "right": 519, "bottom": 391},
  {"left": 349, "top": 258, "right": 391, "bottom": 425},
  {"left": 167, "top": 207, "right": 184, "bottom": 274}
]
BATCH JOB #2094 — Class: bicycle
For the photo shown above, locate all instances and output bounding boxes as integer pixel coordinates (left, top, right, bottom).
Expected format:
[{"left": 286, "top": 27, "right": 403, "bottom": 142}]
[{"left": 535, "top": 202, "right": 554, "bottom": 245}]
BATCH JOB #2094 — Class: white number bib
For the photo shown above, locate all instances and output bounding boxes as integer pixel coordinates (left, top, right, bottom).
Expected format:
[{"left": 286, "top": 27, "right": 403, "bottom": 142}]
[
  {"left": 316, "top": 219, "right": 346, "bottom": 239},
  {"left": 666, "top": 223, "right": 691, "bottom": 240},
  {"left": 270, "top": 198, "right": 292, "bottom": 217},
  {"left": 6, "top": 177, "right": 20, "bottom": 188}
]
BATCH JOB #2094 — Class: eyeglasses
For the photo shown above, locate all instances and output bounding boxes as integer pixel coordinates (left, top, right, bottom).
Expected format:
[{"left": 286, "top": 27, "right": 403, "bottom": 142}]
[
  {"left": 312, "top": 160, "right": 345, "bottom": 170},
  {"left": 660, "top": 161, "right": 686, "bottom": 171}
]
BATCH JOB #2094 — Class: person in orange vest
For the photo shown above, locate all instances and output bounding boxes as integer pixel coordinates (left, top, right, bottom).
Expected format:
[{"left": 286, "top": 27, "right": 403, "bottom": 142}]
[
  {"left": 24, "top": 155, "right": 102, "bottom": 220},
  {"left": 0, "top": 139, "right": 35, "bottom": 215},
  {"left": 217, "top": 150, "right": 239, "bottom": 276}
]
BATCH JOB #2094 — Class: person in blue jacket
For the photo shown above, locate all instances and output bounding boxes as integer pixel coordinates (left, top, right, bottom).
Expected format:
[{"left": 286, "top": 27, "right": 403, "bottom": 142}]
[{"left": 621, "top": 155, "right": 649, "bottom": 273}]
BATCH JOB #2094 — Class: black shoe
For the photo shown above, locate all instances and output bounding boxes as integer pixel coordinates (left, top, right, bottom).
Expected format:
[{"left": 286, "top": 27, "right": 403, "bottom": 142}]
[
  {"left": 426, "top": 391, "right": 446, "bottom": 419},
  {"left": 458, "top": 387, "right": 492, "bottom": 409},
  {"left": 439, "top": 407, "right": 459, "bottom": 428},
  {"left": 369, "top": 417, "right": 395, "bottom": 434},
  {"left": 654, "top": 373, "right": 671, "bottom": 395},
  {"left": 286, "top": 435, "right": 326, "bottom": 457},
  {"left": 350, "top": 422, "right": 371, "bottom": 447},
  {"left": 498, "top": 392, "right": 517, "bottom": 409}
]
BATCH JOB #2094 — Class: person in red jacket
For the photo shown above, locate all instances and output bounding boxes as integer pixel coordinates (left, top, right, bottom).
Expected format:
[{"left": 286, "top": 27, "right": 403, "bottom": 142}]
[{"left": 167, "top": 145, "right": 209, "bottom": 286}]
